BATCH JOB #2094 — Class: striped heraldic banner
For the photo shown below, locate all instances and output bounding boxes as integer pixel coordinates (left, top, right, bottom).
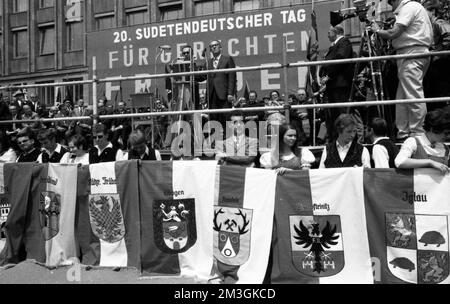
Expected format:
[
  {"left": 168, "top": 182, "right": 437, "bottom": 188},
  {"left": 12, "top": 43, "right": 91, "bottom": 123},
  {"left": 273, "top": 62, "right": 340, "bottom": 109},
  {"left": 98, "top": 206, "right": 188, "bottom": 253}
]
[{"left": 0, "top": 162, "right": 449, "bottom": 284}]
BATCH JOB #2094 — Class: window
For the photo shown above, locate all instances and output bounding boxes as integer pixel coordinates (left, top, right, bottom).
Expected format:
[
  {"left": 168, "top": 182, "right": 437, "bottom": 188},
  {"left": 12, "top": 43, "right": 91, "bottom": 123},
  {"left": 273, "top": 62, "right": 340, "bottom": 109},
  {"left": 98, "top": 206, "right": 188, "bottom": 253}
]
[
  {"left": 13, "top": 0, "right": 28, "bottom": 12},
  {"left": 194, "top": 0, "right": 220, "bottom": 16},
  {"left": 66, "top": 22, "right": 83, "bottom": 51},
  {"left": 39, "top": 26, "right": 55, "bottom": 55},
  {"left": 39, "top": 0, "right": 54, "bottom": 8},
  {"left": 126, "top": 7, "right": 149, "bottom": 26},
  {"left": 63, "top": 78, "right": 84, "bottom": 104},
  {"left": 95, "top": 13, "right": 115, "bottom": 30},
  {"left": 36, "top": 81, "right": 55, "bottom": 106},
  {"left": 269, "top": 0, "right": 302, "bottom": 6},
  {"left": 233, "top": 0, "right": 260, "bottom": 11},
  {"left": 13, "top": 29, "right": 28, "bottom": 58},
  {"left": 160, "top": 4, "right": 182, "bottom": 21}
]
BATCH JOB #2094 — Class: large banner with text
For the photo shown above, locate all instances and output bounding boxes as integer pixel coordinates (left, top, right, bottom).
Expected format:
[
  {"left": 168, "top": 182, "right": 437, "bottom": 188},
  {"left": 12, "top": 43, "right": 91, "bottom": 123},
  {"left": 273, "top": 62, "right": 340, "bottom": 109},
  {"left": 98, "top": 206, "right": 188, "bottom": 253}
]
[{"left": 86, "top": 1, "right": 341, "bottom": 102}]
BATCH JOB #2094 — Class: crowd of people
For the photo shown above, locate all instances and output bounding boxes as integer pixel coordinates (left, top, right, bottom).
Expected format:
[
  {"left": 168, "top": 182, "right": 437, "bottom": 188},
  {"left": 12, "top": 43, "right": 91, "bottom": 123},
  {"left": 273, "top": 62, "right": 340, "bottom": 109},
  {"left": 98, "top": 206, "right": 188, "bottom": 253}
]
[{"left": 0, "top": 0, "right": 449, "bottom": 175}]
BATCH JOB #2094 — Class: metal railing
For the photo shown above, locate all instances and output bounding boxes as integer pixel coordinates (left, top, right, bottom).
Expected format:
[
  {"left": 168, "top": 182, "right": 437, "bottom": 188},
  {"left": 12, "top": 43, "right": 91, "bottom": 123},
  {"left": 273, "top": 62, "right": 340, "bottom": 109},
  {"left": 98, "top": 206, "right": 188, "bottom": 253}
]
[{"left": 1, "top": 48, "right": 449, "bottom": 146}]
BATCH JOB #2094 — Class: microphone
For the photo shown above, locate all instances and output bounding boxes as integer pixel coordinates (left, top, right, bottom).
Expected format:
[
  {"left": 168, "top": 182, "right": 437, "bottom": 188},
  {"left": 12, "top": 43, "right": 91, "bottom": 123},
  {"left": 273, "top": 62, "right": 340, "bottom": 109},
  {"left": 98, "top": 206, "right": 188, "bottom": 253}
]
[
  {"left": 159, "top": 45, "right": 171, "bottom": 51},
  {"left": 202, "top": 48, "right": 207, "bottom": 58}
]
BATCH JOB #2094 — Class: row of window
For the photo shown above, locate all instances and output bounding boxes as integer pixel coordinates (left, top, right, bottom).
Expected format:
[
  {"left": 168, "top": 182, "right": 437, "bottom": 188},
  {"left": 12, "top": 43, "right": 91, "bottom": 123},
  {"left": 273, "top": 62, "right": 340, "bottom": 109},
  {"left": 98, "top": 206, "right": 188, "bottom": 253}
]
[
  {"left": 12, "top": 0, "right": 54, "bottom": 12},
  {"left": 12, "top": 21, "right": 82, "bottom": 58},
  {"left": 8, "top": 0, "right": 319, "bottom": 26}
]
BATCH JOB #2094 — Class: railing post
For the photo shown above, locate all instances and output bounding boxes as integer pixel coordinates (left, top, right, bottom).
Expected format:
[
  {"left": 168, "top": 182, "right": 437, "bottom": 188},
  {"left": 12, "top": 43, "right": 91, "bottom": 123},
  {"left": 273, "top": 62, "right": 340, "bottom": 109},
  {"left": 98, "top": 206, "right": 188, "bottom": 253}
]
[{"left": 92, "top": 56, "right": 98, "bottom": 125}]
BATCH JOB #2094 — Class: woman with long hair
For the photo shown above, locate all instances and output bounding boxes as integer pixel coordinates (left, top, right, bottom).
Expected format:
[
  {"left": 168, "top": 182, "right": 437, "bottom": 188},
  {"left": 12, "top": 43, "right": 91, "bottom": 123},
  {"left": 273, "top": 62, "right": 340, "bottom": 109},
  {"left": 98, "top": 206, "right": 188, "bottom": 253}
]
[
  {"left": 395, "top": 108, "right": 450, "bottom": 174},
  {"left": 260, "top": 123, "right": 315, "bottom": 175}
]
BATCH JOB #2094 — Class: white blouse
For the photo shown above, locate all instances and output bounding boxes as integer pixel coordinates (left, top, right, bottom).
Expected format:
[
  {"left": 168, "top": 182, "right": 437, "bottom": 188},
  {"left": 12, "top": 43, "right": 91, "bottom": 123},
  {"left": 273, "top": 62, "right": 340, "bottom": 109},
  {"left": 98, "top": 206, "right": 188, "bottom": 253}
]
[
  {"left": 60, "top": 152, "right": 90, "bottom": 165},
  {"left": 260, "top": 148, "right": 316, "bottom": 169}
]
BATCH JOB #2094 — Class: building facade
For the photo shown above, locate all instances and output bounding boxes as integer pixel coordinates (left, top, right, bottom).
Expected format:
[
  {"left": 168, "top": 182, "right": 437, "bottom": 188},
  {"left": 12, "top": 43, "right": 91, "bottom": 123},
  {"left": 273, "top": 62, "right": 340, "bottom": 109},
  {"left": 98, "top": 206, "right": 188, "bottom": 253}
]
[{"left": 0, "top": 0, "right": 391, "bottom": 106}]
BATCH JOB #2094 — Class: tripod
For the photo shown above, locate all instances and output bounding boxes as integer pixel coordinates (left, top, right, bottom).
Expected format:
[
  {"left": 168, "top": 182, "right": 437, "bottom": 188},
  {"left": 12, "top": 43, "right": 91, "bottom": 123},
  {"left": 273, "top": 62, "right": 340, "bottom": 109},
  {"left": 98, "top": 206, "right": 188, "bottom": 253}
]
[{"left": 349, "top": 25, "right": 389, "bottom": 141}]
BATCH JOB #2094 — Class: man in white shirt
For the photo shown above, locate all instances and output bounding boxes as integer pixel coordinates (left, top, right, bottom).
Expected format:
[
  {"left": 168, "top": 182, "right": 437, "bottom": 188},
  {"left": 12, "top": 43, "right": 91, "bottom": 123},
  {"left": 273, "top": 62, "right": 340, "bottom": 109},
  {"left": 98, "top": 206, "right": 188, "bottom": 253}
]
[
  {"left": 319, "top": 114, "right": 371, "bottom": 168},
  {"left": 370, "top": 0, "right": 433, "bottom": 140},
  {"left": 368, "top": 117, "right": 399, "bottom": 168},
  {"left": 36, "top": 129, "right": 68, "bottom": 163},
  {"left": 88, "top": 124, "right": 125, "bottom": 163}
]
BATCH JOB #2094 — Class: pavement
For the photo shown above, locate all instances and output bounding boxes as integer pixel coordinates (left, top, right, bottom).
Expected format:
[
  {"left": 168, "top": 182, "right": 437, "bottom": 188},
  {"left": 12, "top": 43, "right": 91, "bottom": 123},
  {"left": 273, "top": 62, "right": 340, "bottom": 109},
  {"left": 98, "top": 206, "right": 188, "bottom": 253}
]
[{"left": 0, "top": 259, "right": 198, "bottom": 284}]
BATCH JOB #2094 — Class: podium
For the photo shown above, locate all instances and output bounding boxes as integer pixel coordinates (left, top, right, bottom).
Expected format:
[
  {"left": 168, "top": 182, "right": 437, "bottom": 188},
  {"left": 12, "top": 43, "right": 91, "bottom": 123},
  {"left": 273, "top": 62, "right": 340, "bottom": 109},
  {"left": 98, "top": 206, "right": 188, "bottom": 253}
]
[{"left": 129, "top": 92, "right": 155, "bottom": 146}]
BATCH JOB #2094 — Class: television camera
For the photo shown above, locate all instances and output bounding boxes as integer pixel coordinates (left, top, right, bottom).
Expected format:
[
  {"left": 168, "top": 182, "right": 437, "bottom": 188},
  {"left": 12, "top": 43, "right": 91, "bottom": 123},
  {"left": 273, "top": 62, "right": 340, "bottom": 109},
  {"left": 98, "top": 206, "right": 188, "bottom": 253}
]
[{"left": 330, "top": 0, "right": 376, "bottom": 26}]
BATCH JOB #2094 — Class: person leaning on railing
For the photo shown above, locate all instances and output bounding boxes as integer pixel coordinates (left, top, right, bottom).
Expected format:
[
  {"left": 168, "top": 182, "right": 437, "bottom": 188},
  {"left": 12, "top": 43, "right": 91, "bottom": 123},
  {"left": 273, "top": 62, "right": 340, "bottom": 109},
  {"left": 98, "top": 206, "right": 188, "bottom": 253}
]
[
  {"left": 260, "top": 123, "right": 315, "bottom": 175},
  {"left": 395, "top": 108, "right": 450, "bottom": 174},
  {"left": 319, "top": 114, "right": 371, "bottom": 168}
]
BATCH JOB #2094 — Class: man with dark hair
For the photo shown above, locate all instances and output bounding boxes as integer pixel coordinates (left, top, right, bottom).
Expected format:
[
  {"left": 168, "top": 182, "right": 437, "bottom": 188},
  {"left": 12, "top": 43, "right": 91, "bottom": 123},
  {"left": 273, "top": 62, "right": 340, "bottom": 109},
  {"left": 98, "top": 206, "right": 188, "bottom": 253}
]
[
  {"left": 126, "top": 130, "right": 162, "bottom": 161},
  {"left": 89, "top": 124, "right": 125, "bottom": 163},
  {"left": 16, "top": 128, "right": 40, "bottom": 163},
  {"left": 36, "top": 128, "right": 69, "bottom": 163},
  {"left": 319, "top": 25, "right": 354, "bottom": 140},
  {"left": 367, "top": 117, "right": 399, "bottom": 168},
  {"left": 205, "top": 40, "right": 237, "bottom": 127},
  {"left": 215, "top": 111, "right": 258, "bottom": 167}
]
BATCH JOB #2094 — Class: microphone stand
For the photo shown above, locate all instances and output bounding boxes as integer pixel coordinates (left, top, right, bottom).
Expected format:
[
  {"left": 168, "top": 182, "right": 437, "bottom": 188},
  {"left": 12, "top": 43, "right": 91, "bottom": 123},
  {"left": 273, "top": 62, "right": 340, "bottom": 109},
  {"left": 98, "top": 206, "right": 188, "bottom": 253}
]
[
  {"left": 203, "top": 47, "right": 212, "bottom": 149},
  {"left": 153, "top": 47, "right": 164, "bottom": 149}
]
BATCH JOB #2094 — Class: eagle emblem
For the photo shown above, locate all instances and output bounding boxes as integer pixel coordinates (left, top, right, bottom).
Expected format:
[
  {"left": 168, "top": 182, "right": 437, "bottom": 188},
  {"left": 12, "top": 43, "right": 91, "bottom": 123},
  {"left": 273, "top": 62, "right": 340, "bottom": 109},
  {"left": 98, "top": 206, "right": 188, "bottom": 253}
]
[
  {"left": 290, "top": 215, "right": 344, "bottom": 277},
  {"left": 89, "top": 194, "right": 125, "bottom": 243}
]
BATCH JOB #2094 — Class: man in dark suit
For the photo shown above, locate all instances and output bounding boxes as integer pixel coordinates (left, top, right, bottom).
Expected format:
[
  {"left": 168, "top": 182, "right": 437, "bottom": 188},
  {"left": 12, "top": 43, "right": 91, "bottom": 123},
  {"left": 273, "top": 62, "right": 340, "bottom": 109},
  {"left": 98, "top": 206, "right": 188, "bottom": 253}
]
[
  {"left": 206, "top": 40, "right": 237, "bottom": 128},
  {"left": 319, "top": 25, "right": 354, "bottom": 140}
]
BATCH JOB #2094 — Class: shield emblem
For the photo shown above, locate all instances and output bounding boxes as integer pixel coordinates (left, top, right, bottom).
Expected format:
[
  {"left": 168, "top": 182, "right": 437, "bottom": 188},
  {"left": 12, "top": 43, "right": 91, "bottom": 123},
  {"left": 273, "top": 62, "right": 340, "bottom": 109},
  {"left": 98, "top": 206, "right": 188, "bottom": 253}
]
[
  {"left": 39, "top": 191, "right": 61, "bottom": 241},
  {"left": 386, "top": 213, "right": 449, "bottom": 284},
  {"left": 290, "top": 215, "right": 344, "bottom": 277},
  {"left": 153, "top": 199, "right": 196, "bottom": 253},
  {"left": 89, "top": 194, "right": 125, "bottom": 243},
  {"left": 213, "top": 207, "right": 253, "bottom": 266}
]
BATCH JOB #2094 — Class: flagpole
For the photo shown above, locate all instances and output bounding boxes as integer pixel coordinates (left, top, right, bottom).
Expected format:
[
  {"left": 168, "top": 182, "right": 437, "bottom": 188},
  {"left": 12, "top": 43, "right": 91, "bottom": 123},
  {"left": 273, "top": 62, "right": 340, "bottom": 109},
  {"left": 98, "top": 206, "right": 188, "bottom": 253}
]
[
  {"left": 282, "top": 36, "right": 290, "bottom": 124},
  {"left": 92, "top": 56, "right": 98, "bottom": 125}
]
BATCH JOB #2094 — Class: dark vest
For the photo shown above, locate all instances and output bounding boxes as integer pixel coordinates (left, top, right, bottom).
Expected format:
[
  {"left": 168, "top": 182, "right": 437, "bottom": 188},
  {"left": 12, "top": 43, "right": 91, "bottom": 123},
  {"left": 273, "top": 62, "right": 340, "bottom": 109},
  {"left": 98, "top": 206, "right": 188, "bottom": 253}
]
[
  {"left": 17, "top": 148, "right": 41, "bottom": 163},
  {"left": 368, "top": 139, "right": 400, "bottom": 168},
  {"left": 324, "top": 139, "right": 363, "bottom": 168},
  {"left": 41, "top": 146, "right": 69, "bottom": 163},
  {"left": 89, "top": 145, "right": 119, "bottom": 164},
  {"left": 127, "top": 146, "right": 157, "bottom": 161}
]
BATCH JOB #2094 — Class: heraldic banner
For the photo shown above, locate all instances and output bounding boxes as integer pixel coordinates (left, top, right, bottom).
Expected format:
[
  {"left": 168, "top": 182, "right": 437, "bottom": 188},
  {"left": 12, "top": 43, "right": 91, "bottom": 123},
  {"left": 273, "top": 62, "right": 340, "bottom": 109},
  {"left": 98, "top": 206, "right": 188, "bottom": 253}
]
[
  {"left": 139, "top": 161, "right": 217, "bottom": 281},
  {"left": 0, "top": 163, "right": 34, "bottom": 265},
  {"left": 76, "top": 161, "right": 141, "bottom": 269},
  {"left": 10, "top": 164, "right": 78, "bottom": 267},
  {"left": 270, "top": 168, "right": 373, "bottom": 284},
  {"left": 364, "top": 168, "right": 450, "bottom": 284},
  {"left": 212, "top": 166, "right": 277, "bottom": 284}
]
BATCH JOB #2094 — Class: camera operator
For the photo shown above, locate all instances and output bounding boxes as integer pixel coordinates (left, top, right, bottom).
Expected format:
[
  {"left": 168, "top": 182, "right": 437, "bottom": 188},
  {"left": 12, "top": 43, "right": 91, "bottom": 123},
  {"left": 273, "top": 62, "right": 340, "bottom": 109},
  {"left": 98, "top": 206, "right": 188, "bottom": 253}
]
[{"left": 370, "top": 0, "right": 432, "bottom": 141}]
